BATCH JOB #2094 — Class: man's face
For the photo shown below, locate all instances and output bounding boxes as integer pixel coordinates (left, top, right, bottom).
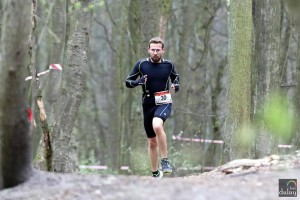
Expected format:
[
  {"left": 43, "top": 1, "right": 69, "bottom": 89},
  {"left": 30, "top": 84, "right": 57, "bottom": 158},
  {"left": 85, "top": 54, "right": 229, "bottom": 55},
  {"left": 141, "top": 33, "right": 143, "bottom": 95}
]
[{"left": 148, "top": 43, "right": 164, "bottom": 63}]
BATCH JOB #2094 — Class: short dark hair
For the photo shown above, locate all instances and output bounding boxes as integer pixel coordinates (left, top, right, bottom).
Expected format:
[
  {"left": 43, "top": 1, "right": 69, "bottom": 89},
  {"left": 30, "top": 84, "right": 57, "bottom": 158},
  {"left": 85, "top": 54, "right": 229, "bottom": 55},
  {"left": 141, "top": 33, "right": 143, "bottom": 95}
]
[{"left": 148, "top": 37, "right": 164, "bottom": 48}]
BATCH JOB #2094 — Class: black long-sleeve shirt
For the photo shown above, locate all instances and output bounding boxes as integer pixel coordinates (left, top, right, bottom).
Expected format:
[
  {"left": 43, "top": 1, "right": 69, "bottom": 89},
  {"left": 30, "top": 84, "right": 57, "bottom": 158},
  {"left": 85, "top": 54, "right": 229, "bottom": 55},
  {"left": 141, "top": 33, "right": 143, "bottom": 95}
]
[{"left": 126, "top": 58, "right": 179, "bottom": 104}]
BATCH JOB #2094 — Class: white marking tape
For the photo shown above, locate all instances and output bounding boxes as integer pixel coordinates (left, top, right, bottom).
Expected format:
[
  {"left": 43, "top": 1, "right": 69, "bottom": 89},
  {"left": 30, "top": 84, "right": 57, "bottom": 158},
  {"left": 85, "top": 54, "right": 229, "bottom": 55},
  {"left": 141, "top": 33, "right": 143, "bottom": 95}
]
[
  {"left": 79, "top": 165, "right": 130, "bottom": 170},
  {"left": 49, "top": 64, "right": 62, "bottom": 70},
  {"left": 25, "top": 64, "right": 62, "bottom": 81},
  {"left": 278, "top": 144, "right": 292, "bottom": 148},
  {"left": 79, "top": 165, "right": 108, "bottom": 170},
  {"left": 172, "top": 135, "right": 224, "bottom": 144}
]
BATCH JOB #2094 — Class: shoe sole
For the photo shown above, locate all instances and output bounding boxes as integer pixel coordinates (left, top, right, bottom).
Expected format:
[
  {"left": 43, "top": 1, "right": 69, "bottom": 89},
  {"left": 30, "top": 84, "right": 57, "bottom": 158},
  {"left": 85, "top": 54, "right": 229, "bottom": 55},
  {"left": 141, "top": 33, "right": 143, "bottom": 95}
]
[{"left": 162, "top": 170, "right": 172, "bottom": 174}]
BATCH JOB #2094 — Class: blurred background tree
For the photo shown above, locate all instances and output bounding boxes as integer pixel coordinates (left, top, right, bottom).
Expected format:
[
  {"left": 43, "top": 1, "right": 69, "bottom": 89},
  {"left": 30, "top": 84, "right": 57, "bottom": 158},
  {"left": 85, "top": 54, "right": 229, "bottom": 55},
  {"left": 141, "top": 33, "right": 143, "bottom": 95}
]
[{"left": 0, "top": 0, "right": 32, "bottom": 188}]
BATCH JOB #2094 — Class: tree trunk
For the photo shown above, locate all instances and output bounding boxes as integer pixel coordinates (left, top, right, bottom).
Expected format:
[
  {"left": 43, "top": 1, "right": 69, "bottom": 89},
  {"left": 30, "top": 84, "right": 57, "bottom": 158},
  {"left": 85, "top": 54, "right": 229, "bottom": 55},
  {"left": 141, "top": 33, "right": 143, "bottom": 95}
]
[
  {"left": 49, "top": 0, "right": 66, "bottom": 63},
  {"left": 285, "top": 1, "right": 300, "bottom": 149},
  {"left": 159, "top": 0, "right": 172, "bottom": 41},
  {"left": 128, "top": 0, "right": 142, "bottom": 57},
  {"left": 46, "top": 0, "right": 66, "bottom": 105},
  {"left": 165, "top": 0, "right": 225, "bottom": 169},
  {"left": 140, "top": 0, "right": 160, "bottom": 54},
  {"left": 51, "top": 0, "right": 93, "bottom": 173},
  {"left": 108, "top": 3, "right": 128, "bottom": 172},
  {"left": 173, "top": 1, "right": 197, "bottom": 141},
  {"left": 295, "top": 26, "right": 300, "bottom": 149},
  {"left": 0, "top": 0, "right": 32, "bottom": 188},
  {"left": 34, "top": 0, "right": 66, "bottom": 171},
  {"left": 253, "top": 0, "right": 281, "bottom": 158},
  {"left": 0, "top": 0, "right": 2, "bottom": 39},
  {"left": 224, "top": 0, "right": 252, "bottom": 162}
]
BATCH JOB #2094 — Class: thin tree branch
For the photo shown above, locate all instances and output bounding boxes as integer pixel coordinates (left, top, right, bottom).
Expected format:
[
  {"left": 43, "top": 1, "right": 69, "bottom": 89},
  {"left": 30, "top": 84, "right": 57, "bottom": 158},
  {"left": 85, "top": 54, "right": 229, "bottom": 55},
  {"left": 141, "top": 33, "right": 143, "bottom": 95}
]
[
  {"left": 104, "top": 0, "right": 116, "bottom": 26},
  {"left": 94, "top": 17, "right": 117, "bottom": 53}
]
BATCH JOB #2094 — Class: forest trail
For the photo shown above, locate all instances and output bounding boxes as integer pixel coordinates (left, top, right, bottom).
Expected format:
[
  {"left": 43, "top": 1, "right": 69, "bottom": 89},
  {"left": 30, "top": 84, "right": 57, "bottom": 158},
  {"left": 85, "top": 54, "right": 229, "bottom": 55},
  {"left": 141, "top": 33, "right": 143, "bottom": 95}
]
[{"left": 0, "top": 154, "right": 299, "bottom": 200}]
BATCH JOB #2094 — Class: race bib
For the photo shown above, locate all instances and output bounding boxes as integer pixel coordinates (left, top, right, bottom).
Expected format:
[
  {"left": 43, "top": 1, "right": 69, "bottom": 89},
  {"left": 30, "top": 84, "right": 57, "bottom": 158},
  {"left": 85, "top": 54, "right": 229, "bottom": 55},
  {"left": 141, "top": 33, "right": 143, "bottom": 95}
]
[{"left": 154, "top": 91, "right": 172, "bottom": 105}]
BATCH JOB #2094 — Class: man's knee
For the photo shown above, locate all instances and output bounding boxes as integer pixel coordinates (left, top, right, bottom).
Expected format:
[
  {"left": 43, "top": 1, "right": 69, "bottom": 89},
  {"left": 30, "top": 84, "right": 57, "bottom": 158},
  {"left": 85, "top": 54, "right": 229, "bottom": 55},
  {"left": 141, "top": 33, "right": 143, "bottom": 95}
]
[
  {"left": 148, "top": 137, "right": 158, "bottom": 148},
  {"left": 152, "top": 117, "right": 163, "bottom": 133}
]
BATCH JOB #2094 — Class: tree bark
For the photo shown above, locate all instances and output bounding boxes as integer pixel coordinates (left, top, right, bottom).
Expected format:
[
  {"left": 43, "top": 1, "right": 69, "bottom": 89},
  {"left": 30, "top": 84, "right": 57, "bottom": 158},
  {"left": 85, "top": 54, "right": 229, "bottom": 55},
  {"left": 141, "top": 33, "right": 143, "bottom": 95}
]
[
  {"left": 0, "top": 0, "right": 2, "bottom": 39},
  {"left": 295, "top": 26, "right": 300, "bottom": 149},
  {"left": 51, "top": 0, "right": 93, "bottom": 173},
  {"left": 159, "top": 0, "right": 172, "bottom": 41},
  {"left": 140, "top": 0, "right": 160, "bottom": 55},
  {"left": 34, "top": 0, "right": 66, "bottom": 171},
  {"left": 128, "top": 0, "right": 142, "bottom": 58},
  {"left": 0, "top": 0, "right": 32, "bottom": 188},
  {"left": 224, "top": 0, "right": 253, "bottom": 162},
  {"left": 285, "top": 0, "right": 300, "bottom": 149},
  {"left": 253, "top": 0, "right": 281, "bottom": 158},
  {"left": 173, "top": 1, "right": 197, "bottom": 140},
  {"left": 108, "top": 3, "right": 128, "bottom": 172},
  {"left": 46, "top": 0, "right": 66, "bottom": 103}
]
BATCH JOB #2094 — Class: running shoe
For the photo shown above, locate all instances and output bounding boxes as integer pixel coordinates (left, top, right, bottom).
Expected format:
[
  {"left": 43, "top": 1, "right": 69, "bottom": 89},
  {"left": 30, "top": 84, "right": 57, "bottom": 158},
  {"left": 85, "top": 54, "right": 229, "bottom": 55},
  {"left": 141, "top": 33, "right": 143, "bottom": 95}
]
[
  {"left": 152, "top": 170, "right": 163, "bottom": 179},
  {"left": 161, "top": 158, "right": 173, "bottom": 174}
]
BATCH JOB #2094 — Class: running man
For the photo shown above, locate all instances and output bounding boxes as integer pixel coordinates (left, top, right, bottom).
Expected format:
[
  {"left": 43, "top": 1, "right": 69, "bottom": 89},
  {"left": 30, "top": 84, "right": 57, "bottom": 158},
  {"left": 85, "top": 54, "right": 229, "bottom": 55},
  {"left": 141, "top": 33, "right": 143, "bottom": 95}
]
[{"left": 125, "top": 37, "right": 180, "bottom": 178}]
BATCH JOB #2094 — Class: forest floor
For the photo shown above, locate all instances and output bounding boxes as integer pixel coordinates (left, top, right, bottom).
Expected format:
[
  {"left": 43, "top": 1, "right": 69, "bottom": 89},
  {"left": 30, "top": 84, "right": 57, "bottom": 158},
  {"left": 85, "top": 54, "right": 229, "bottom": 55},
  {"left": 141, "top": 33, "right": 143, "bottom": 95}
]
[{"left": 0, "top": 153, "right": 299, "bottom": 200}]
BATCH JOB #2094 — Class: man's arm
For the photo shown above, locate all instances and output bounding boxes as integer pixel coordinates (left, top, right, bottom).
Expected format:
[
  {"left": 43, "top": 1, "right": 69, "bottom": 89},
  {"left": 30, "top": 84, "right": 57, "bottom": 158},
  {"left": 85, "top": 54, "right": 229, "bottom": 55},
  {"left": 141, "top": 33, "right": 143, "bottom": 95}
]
[
  {"left": 125, "top": 62, "right": 147, "bottom": 88},
  {"left": 170, "top": 64, "right": 179, "bottom": 92}
]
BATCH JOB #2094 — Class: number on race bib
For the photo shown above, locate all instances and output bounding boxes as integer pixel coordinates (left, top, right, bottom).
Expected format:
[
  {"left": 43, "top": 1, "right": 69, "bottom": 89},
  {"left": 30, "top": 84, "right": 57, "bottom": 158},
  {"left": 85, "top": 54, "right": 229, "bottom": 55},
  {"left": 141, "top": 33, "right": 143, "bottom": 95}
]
[{"left": 154, "top": 91, "right": 172, "bottom": 105}]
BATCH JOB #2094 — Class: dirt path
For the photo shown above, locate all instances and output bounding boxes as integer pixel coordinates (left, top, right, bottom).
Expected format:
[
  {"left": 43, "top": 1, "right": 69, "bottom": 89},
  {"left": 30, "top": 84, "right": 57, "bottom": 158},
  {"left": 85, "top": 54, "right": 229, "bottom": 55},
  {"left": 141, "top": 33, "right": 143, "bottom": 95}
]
[{"left": 0, "top": 155, "right": 299, "bottom": 200}]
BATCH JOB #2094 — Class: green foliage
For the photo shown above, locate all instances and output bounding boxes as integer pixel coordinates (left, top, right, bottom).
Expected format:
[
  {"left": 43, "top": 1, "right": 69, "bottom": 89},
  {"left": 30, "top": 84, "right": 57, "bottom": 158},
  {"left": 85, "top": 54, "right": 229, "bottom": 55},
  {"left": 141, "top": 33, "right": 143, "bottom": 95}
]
[
  {"left": 130, "top": 148, "right": 149, "bottom": 175},
  {"left": 72, "top": 1, "right": 95, "bottom": 12},
  {"left": 230, "top": 93, "right": 295, "bottom": 159},
  {"left": 233, "top": 94, "right": 295, "bottom": 151},
  {"left": 97, "top": 0, "right": 104, "bottom": 7},
  {"left": 74, "top": 2, "right": 81, "bottom": 9},
  {"left": 88, "top": 3, "right": 95, "bottom": 10},
  {"left": 234, "top": 123, "right": 255, "bottom": 150},
  {"left": 169, "top": 141, "right": 205, "bottom": 173},
  {"left": 169, "top": 143, "right": 189, "bottom": 168},
  {"left": 39, "top": 0, "right": 46, "bottom": 5},
  {"left": 79, "top": 151, "right": 115, "bottom": 175},
  {"left": 79, "top": 150, "right": 98, "bottom": 174},
  {"left": 161, "top": 0, "right": 172, "bottom": 14},
  {"left": 33, "top": 154, "right": 42, "bottom": 163},
  {"left": 262, "top": 94, "right": 295, "bottom": 140}
]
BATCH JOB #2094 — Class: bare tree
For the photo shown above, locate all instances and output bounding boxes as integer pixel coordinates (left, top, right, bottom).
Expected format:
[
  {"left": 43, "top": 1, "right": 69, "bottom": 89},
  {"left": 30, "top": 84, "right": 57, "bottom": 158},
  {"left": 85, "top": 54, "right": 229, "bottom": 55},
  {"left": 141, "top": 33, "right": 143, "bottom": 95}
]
[
  {"left": 0, "top": 0, "right": 2, "bottom": 38},
  {"left": 159, "top": 0, "right": 172, "bottom": 41},
  {"left": 51, "top": 0, "right": 93, "bottom": 173},
  {"left": 168, "top": 1, "right": 224, "bottom": 168},
  {"left": 224, "top": 0, "right": 253, "bottom": 162},
  {"left": 45, "top": 0, "right": 66, "bottom": 112},
  {"left": 34, "top": 0, "right": 67, "bottom": 171},
  {"left": 0, "top": 0, "right": 32, "bottom": 188},
  {"left": 285, "top": 0, "right": 300, "bottom": 149},
  {"left": 172, "top": 1, "right": 199, "bottom": 143},
  {"left": 253, "top": 0, "right": 281, "bottom": 158}
]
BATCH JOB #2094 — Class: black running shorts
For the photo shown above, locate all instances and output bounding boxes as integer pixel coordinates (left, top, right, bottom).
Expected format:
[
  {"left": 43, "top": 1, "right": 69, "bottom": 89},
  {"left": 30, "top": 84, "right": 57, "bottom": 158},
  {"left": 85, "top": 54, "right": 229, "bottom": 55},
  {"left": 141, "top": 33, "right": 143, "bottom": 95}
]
[{"left": 142, "top": 103, "right": 172, "bottom": 138}]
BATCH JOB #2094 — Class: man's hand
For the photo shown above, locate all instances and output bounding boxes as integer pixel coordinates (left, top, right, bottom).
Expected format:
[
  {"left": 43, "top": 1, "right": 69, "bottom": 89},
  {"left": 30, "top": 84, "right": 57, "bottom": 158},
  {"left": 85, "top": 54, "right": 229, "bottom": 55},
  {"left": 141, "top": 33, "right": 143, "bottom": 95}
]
[
  {"left": 171, "top": 83, "right": 179, "bottom": 93},
  {"left": 138, "top": 75, "right": 147, "bottom": 85}
]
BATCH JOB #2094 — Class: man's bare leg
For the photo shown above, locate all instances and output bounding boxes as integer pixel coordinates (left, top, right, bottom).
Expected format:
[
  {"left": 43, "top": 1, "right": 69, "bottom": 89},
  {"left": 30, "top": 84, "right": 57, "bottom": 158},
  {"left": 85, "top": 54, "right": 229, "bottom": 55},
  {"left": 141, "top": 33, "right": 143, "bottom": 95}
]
[
  {"left": 152, "top": 117, "right": 167, "bottom": 158},
  {"left": 148, "top": 137, "right": 159, "bottom": 171},
  {"left": 152, "top": 117, "right": 173, "bottom": 173}
]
